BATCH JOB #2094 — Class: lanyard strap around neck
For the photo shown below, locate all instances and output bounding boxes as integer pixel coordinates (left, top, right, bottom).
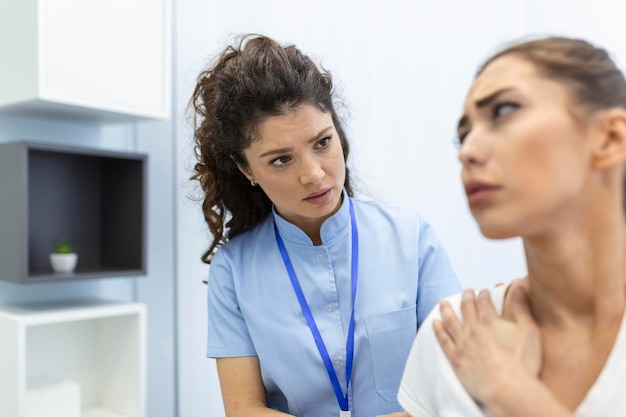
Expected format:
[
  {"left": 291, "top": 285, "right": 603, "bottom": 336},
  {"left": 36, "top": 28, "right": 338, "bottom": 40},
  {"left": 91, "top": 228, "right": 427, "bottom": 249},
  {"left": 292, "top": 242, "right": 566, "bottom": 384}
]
[{"left": 273, "top": 199, "right": 359, "bottom": 412}]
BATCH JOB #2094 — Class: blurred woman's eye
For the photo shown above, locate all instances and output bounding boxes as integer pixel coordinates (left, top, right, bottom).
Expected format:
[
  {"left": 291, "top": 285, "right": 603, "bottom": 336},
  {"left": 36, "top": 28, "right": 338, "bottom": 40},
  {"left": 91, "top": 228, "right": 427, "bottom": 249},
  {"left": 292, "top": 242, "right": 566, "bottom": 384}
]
[
  {"left": 270, "top": 156, "right": 291, "bottom": 167},
  {"left": 493, "top": 102, "right": 519, "bottom": 119},
  {"left": 456, "top": 130, "right": 470, "bottom": 147}
]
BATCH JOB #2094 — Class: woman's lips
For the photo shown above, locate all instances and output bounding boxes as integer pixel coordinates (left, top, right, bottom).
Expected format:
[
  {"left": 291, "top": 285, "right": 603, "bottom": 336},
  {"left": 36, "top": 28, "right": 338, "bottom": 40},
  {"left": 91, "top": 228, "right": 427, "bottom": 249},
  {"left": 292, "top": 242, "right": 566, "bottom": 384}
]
[
  {"left": 304, "top": 188, "right": 332, "bottom": 205},
  {"left": 464, "top": 181, "right": 501, "bottom": 205}
]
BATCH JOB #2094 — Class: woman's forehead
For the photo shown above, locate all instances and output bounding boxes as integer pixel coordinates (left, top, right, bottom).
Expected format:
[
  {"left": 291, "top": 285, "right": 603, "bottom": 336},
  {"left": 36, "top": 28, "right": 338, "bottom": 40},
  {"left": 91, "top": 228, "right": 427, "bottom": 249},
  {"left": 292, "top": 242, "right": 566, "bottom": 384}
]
[{"left": 467, "top": 55, "right": 538, "bottom": 101}]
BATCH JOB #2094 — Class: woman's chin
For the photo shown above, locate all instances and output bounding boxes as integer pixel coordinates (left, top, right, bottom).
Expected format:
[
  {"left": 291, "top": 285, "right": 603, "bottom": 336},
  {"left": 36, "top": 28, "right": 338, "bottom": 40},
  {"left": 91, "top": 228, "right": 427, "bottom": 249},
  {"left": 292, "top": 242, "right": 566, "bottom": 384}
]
[{"left": 477, "top": 223, "right": 519, "bottom": 240}]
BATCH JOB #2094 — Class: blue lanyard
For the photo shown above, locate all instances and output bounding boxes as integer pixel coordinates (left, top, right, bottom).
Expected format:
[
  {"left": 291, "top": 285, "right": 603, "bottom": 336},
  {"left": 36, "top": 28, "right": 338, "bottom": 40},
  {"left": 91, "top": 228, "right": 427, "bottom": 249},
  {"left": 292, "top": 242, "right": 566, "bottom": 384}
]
[{"left": 273, "top": 199, "right": 358, "bottom": 412}]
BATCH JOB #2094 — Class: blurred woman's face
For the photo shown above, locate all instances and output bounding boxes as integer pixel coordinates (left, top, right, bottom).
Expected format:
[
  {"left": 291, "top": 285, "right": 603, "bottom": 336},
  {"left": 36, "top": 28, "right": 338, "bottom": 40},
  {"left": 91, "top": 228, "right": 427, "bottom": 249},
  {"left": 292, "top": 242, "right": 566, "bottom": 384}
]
[{"left": 456, "top": 54, "right": 592, "bottom": 240}]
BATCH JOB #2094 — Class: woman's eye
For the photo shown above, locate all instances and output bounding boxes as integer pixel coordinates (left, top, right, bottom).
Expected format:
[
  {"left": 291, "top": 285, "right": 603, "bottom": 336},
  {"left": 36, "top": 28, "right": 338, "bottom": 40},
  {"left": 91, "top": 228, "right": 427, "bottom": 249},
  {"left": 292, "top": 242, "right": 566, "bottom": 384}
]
[
  {"left": 493, "top": 102, "right": 519, "bottom": 118},
  {"left": 271, "top": 156, "right": 291, "bottom": 167},
  {"left": 316, "top": 136, "right": 332, "bottom": 149},
  {"left": 456, "top": 130, "right": 469, "bottom": 147}
]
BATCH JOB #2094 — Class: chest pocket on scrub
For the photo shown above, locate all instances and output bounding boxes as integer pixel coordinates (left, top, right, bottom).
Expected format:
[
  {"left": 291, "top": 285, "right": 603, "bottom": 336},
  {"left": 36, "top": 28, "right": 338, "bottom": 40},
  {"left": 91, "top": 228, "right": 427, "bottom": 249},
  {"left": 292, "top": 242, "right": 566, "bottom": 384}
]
[{"left": 365, "top": 304, "right": 417, "bottom": 403}]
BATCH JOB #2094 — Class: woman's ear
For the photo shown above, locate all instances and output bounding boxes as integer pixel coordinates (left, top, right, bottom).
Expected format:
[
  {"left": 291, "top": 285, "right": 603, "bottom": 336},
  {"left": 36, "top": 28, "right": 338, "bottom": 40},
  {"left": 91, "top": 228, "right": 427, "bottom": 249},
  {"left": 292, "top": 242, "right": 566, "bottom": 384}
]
[
  {"left": 236, "top": 163, "right": 254, "bottom": 182},
  {"left": 590, "top": 109, "right": 626, "bottom": 171},
  {"left": 230, "top": 154, "right": 254, "bottom": 182}
]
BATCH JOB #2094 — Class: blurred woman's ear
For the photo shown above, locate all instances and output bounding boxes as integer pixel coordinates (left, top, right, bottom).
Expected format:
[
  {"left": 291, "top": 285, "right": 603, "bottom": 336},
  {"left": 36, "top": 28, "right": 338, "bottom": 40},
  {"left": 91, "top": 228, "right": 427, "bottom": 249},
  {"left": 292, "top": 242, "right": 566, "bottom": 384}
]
[{"left": 590, "top": 108, "right": 626, "bottom": 171}]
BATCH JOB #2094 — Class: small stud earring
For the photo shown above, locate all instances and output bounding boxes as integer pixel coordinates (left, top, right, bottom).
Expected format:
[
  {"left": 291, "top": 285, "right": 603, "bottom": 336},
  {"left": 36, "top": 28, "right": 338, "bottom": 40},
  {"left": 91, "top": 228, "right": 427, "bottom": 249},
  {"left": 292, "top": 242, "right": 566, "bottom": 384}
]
[{"left": 250, "top": 178, "right": 256, "bottom": 186}]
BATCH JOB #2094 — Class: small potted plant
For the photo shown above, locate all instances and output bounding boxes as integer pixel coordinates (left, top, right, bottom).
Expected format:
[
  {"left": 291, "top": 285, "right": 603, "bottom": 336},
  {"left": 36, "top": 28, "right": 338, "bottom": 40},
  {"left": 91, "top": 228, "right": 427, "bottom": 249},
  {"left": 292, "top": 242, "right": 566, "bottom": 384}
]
[{"left": 50, "top": 239, "right": 78, "bottom": 274}]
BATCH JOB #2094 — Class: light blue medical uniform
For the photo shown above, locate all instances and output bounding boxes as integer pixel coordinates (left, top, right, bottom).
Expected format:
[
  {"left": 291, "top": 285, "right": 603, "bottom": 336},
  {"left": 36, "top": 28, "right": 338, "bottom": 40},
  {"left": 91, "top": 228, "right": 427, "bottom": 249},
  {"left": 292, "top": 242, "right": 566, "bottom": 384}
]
[{"left": 207, "top": 196, "right": 461, "bottom": 417}]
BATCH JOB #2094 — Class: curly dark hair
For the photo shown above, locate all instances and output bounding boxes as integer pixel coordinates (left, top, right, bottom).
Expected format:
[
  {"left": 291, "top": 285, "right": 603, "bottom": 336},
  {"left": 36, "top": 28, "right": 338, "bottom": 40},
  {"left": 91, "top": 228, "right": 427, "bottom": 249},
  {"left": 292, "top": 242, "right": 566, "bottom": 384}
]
[{"left": 190, "top": 34, "right": 354, "bottom": 263}]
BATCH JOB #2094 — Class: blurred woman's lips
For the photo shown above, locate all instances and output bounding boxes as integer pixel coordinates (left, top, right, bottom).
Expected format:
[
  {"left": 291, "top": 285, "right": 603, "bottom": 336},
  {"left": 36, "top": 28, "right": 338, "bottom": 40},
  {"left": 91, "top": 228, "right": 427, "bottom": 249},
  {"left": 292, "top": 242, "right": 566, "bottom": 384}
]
[{"left": 464, "top": 180, "right": 501, "bottom": 205}]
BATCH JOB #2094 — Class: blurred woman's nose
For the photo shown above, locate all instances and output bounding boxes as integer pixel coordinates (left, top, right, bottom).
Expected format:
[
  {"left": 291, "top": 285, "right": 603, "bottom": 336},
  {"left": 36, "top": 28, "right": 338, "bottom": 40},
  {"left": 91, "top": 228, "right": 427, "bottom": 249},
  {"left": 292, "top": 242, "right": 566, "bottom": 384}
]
[
  {"left": 458, "top": 130, "right": 488, "bottom": 167},
  {"left": 299, "top": 155, "right": 325, "bottom": 185}
]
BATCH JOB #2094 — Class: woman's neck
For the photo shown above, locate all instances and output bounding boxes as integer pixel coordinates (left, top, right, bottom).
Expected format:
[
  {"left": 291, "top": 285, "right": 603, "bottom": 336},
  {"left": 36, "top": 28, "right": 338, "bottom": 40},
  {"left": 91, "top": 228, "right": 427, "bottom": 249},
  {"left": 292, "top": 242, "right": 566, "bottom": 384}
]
[
  {"left": 523, "top": 211, "right": 626, "bottom": 329},
  {"left": 276, "top": 194, "right": 345, "bottom": 246},
  {"left": 301, "top": 222, "right": 323, "bottom": 245}
]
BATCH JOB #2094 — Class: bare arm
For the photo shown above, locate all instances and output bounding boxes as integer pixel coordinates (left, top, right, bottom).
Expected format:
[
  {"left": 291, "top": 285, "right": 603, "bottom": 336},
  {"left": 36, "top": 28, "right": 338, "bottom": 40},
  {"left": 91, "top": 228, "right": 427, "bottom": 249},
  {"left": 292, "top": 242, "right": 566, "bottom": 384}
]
[
  {"left": 218, "top": 356, "right": 410, "bottom": 417},
  {"left": 433, "top": 286, "right": 574, "bottom": 417},
  {"left": 216, "top": 356, "right": 294, "bottom": 417},
  {"left": 482, "top": 371, "right": 574, "bottom": 417}
]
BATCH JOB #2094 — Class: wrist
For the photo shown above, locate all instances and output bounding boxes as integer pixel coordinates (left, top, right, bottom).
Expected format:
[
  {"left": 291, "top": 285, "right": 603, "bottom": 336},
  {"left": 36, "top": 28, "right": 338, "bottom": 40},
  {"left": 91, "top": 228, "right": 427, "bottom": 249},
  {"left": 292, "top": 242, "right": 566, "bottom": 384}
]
[
  {"left": 482, "top": 370, "right": 572, "bottom": 417},
  {"left": 481, "top": 368, "right": 533, "bottom": 417}
]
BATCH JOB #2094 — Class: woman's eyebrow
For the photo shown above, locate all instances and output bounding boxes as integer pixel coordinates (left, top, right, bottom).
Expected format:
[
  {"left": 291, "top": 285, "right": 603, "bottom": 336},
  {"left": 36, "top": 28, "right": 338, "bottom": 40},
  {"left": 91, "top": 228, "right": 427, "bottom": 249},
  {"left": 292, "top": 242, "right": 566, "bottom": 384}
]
[
  {"left": 258, "top": 126, "right": 333, "bottom": 158},
  {"left": 457, "top": 88, "right": 515, "bottom": 134},
  {"left": 474, "top": 87, "right": 513, "bottom": 109}
]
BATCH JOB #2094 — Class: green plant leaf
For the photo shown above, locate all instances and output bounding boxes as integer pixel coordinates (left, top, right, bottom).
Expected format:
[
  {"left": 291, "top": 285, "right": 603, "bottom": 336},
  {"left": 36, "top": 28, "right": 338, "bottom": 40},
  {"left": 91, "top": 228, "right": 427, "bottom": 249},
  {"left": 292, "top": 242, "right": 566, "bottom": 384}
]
[{"left": 54, "top": 240, "right": 74, "bottom": 254}]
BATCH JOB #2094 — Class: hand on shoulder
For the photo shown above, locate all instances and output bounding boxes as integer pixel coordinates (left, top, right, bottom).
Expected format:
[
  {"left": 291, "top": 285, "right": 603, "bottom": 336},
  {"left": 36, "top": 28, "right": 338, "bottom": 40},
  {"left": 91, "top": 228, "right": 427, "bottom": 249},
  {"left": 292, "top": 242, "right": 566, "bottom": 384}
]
[{"left": 432, "top": 280, "right": 541, "bottom": 406}]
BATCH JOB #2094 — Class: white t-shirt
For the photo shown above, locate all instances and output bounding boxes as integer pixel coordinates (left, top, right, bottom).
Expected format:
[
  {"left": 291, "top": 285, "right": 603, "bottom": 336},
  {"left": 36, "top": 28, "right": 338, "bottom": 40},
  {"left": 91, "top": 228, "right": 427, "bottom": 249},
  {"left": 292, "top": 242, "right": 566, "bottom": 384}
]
[{"left": 398, "top": 283, "right": 626, "bottom": 417}]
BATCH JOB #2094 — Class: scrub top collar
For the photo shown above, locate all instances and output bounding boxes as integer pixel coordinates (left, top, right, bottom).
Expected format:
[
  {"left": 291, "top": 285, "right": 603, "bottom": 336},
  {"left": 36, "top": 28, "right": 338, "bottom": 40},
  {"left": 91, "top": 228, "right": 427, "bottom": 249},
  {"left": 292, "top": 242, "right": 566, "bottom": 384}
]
[{"left": 271, "top": 190, "right": 351, "bottom": 246}]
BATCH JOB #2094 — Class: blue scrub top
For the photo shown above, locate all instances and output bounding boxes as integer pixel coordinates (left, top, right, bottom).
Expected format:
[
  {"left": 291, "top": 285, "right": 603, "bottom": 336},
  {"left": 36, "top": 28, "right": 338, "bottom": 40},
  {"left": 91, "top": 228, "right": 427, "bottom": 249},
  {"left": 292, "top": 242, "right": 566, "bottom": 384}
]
[{"left": 207, "top": 196, "right": 461, "bottom": 417}]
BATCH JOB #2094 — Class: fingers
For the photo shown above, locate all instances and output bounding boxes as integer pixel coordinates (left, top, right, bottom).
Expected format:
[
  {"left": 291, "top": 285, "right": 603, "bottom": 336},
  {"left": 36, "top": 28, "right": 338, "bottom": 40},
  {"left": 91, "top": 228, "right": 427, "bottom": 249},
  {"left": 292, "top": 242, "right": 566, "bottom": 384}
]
[
  {"left": 439, "top": 298, "right": 464, "bottom": 341},
  {"left": 476, "top": 289, "right": 497, "bottom": 323},
  {"left": 434, "top": 287, "right": 503, "bottom": 363},
  {"left": 433, "top": 318, "right": 457, "bottom": 362},
  {"left": 446, "top": 288, "right": 499, "bottom": 327},
  {"left": 434, "top": 298, "right": 464, "bottom": 362},
  {"left": 460, "top": 289, "right": 478, "bottom": 324}
]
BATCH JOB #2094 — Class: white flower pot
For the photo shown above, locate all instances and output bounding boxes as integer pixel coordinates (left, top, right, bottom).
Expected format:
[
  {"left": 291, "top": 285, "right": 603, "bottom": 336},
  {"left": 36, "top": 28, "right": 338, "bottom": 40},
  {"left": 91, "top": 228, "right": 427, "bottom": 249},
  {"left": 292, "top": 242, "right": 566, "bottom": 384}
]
[{"left": 49, "top": 253, "right": 78, "bottom": 274}]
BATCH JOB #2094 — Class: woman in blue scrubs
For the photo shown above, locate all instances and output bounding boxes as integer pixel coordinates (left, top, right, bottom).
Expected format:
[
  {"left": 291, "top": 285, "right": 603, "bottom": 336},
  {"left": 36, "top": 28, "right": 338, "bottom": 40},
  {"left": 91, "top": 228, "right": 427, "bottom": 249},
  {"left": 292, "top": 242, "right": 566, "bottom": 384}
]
[{"left": 189, "top": 34, "right": 461, "bottom": 417}]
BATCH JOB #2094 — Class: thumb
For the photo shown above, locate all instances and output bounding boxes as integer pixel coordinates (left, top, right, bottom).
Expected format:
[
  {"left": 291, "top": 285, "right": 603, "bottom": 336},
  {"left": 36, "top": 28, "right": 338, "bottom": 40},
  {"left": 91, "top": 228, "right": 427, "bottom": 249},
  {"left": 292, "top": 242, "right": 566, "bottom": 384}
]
[{"left": 508, "top": 285, "right": 534, "bottom": 324}]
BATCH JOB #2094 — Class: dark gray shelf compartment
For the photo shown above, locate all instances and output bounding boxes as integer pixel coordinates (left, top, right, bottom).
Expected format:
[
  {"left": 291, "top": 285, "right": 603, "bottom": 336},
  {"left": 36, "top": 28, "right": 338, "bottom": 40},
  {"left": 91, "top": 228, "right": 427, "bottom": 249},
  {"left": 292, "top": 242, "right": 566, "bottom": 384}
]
[{"left": 0, "top": 141, "right": 147, "bottom": 283}]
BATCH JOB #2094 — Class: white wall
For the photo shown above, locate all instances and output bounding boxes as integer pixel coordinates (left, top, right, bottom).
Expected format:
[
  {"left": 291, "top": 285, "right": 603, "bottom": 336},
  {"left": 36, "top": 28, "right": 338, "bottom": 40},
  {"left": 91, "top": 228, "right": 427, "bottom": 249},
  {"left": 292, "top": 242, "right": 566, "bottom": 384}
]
[{"left": 174, "top": 1, "right": 626, "bottom": 416}]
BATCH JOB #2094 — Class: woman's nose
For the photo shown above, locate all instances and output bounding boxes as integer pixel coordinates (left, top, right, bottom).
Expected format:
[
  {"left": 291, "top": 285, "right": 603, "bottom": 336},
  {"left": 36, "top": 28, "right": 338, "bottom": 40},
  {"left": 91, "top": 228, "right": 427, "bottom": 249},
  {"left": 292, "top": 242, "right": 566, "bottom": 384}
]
[
  {"left": 458, "top": 130, "right": 488, "bottom": 167},
  {"left": 299, "top": 156, "right": 325, "bottom": 185}
]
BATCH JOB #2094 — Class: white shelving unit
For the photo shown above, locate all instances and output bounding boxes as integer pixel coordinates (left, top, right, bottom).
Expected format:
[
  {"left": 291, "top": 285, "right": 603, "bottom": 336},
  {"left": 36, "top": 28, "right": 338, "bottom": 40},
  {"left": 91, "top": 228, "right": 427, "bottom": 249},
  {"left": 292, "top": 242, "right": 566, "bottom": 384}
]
[
  {"left": 0, "top": 0, "right": 171, "bottom": 121},
  {"left": 0, "top": 300, "right": 146, "bottom": 417}
]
